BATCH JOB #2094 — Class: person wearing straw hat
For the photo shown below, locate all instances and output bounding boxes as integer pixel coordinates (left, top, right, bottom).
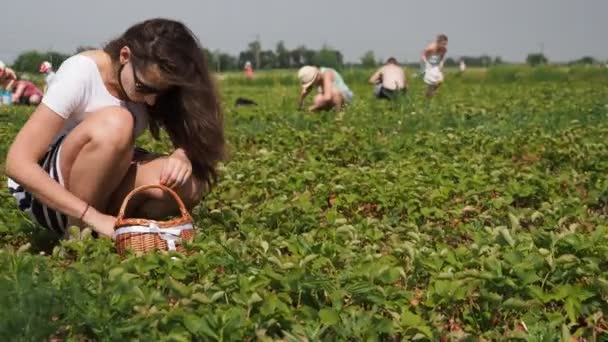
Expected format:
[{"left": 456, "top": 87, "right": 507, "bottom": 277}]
[
  {"left": 39, "top": 61, "right": 56, "bottom": 93},
  {"left": 297, "top": 65, "right": 353, "bottom": 112},
  {"left": 0, "top": 60, "right": 17, "bottom": 91}
]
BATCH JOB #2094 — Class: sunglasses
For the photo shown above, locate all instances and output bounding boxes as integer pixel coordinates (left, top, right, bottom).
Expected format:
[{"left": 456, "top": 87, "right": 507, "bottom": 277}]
[{"left": 130, "top": 61, "right": 166, "bottom": 95}]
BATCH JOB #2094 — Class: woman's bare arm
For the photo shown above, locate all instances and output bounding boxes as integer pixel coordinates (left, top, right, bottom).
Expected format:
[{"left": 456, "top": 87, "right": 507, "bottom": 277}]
[{"left": 5, "top": 104, "right": 114, "bottom": 236}]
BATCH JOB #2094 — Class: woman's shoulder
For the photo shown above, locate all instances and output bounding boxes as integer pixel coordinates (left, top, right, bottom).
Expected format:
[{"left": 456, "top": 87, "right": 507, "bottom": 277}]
[
  {"left": 52, "top": 54, "right": 97, "bottom": 81},
  {"left": 62, "top": 53, "right": 96, "bottom": 67},
  {"left": 52, "top": 52, "right": 109, "bottom": 88}
]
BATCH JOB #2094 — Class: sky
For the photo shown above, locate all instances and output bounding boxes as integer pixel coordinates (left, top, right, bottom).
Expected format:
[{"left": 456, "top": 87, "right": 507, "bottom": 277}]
[{"left": 1, "top": 0, "right": 606, "bottom": 64}]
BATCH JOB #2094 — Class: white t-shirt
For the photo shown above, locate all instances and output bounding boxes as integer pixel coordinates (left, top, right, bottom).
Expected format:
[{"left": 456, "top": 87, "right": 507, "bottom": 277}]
[
  {"left": 44, "top": 71, "right": 56, "bottom": 89},
  {"left": 42, "top": 55, "right": 149, "bottom": 144}
]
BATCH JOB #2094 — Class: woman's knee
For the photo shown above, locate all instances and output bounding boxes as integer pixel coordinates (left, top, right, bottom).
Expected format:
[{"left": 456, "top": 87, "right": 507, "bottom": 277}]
[
  {"left": 86, "top": 107, "right": 135, "bottom": 150},
  {"left": 181, "top": 176, "right": 206, "bottom": 209},
  {"left": 59, "top": 107, "right": 135, "bottom": 177},
  {"left": 153, "top": 176, "right": 205, "bottom": 210},
  {"left": 331, "top": 91, "right": 344, "bottom": 104},
  {"left": 313, "top": 94, "right": 325, "bottom": 105}
]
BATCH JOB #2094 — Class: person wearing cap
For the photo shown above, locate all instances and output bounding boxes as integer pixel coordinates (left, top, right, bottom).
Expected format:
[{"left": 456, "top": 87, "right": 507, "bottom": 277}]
[
  {"left": 40, "top": 61, "right": 56, "bottom": 93},
  {"left": 368, "top": 57, "right": 407, "bottom": 100},
  {"left": 297, "top": 65, "right": 353, "bottom": 112},
  {"left": 0, "top": 60, "right": 17, "bottom": 91}
]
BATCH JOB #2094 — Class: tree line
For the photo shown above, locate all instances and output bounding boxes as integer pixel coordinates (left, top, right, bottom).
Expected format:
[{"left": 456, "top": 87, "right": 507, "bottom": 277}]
[{"left": 8, "top": 40, "right": 602, "bottom": 74}]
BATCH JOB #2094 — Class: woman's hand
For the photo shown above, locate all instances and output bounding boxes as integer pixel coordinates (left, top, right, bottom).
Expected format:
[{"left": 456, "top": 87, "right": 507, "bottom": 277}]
[
  {"left": 82, "top": 208, "right": 117, "bottom": 239},
  {"left": 160, "top": 148, "right": 192, "bottom": 188}
]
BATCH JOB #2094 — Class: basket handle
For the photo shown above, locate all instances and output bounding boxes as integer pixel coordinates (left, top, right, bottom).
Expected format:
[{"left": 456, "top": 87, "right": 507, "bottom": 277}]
[{"left": 116, "top": 184, "right": 192, "bottom": 223}]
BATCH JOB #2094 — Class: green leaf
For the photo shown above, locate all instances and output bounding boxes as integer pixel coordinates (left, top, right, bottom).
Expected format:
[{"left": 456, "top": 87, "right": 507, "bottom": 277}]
[
  {"left": 210, "top": 291, "right": 225, "bottom": 303},
  {"left": 248, "top": 292, "right": 263, "bottom": 305},
  {"left": 502, "top": 297, "right": 529, "bottom": 310},
  {"left": 498, "top": 227, "right": 515, "bottom": 247},
  {"left": 564, "top": 297, "right": 579, "bottom": 323},
  {"left": 402, "top": 310, "right": 432, "bottom": 337},
  {"left": 401, "top": 310, "right": 423, "bottom": 326},
  {"left": 183, "top": 314, "right": 201, "bottom": 334},
  {"left": 260, "top": 240, "right": 269, "bottom": 253},
  {"left": 108, "top": 267, "right": 124, "bottom": 281},
  {"left": 508, "top": 212, "right": 521, "bottom": 231},
  {"left": 191, "top": 293, "right": 210, "bottom": 304},
  {"left": 318, "top": 308, "right": 340, "bottom": 325},
  {"left": 168, "top": 278, "right": 191, "bottom": 297}
]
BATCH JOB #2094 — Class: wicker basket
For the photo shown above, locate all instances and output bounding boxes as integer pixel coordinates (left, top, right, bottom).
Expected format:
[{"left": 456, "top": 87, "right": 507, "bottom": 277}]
[{"left": 113, "top": 184, "right": 195, "bottom": 255}]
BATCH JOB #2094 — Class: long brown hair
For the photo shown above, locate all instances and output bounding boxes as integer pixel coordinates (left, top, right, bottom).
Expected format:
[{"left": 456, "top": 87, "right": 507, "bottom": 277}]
[{"left": 104, "top": 18, "right": 225, "bottom": 188}]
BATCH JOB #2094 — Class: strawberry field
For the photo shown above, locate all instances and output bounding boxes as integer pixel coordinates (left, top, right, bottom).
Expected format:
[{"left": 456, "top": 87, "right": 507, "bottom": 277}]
[{"left": 1, "top": 66, "right": 608, "bottom": 340}]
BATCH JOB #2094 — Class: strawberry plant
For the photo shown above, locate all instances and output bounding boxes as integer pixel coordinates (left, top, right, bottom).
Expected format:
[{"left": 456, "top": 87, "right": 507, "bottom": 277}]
[{"left": 1, "top": 67, "right": 608, "bottom": 340}]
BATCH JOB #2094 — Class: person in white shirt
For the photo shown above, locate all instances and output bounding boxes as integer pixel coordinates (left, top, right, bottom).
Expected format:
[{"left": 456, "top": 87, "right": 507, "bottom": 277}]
[
  {"left": 39, "top": 61, "right": 56, "bottom": 93},
  {"left": 459, "top": 58, "right": 466, "bottom": 73},
  {"left": 421, "top": 34, "right": 448, "bottom": 98},
  {"left": 368, "top": 57, "right": 408, "bottom": 100},
  {"left": 6, "top": 18, "right": 225, "bottom": 238}
]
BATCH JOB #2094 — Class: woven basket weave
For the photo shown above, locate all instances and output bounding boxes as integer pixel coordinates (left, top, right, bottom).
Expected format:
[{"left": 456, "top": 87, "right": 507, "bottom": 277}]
[{"left": 113, "top": 184, "right": 194, "bottom": 255}]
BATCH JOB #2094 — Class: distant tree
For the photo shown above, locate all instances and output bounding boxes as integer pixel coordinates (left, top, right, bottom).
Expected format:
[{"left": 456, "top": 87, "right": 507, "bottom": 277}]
[
  {"left": 275, "top": 41, "right": 290, "bottom": 69},
  {"left": 248, "top": 40, "right": 262, "bottom": 69},
  {"left": 12, "top": 50, "right": 69, "bottom": 73},
  {"left": 302, "top": 48, "right": 317, "bottom": 66},
  {"left": 202, "top": 48, "right": 216, "bottom": 70},
  {"left": 443, "top": 57, "right": 457, "bottom": 67},
  {"left": 335, "top": 50, "right": 344, "bottom": 68},
  {"left": 569, "top": 56, "right": 596, "bottom": 65},
  {"left": 360, "top": 50, "right": 377, "bottom": 68},
  {"left": 315, "top": 45, "right": 343, "bottom": 69},
  {"left": 462, "top": 56, "right": 481, "bottom": 67},
  {"left": 11, "top": 51, "right": 45, "bottom": 72},
  {"left": 493, "top": 56, "right": 504, "bottom": 65},
  {"left": 259, "top": 50, "right": 277, "bottom": 69},
  {"left": 45, "top": 51, "right": 70, "bottom": 68},
  {"left": 238, "top": 50, "right": 255, "bottom": 69},
  {"left": 460, "top": 55, "right": 505, "bottom": 67},
  {"left": 214, "top": 50, "right": 238, "bottom": 71},
  {"left": 480, "top": 55, "right": 492, "bottom": 67},
  {"left": 290, "top": 45, "right": 307, "bottom": 67},
  {"left": 526, "top": 53, "right": 548, "bottom": 66}
]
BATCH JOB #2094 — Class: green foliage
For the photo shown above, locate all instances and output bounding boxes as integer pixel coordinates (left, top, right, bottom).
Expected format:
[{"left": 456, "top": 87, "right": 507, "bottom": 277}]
[
  {"left": 11, "top": 50, "right": 70, "bottom": 74},
  {"left": 275, "top": 41, "right": 291, "bottom": 69},
  {"left": 526, "top": 53, "right": 549, "bottom": 67},
  {"left": 360, "top": 50, "right": 378, "bottom": 68},
  {"left": 569, "top": 56, "right": 597, "bottom": 65},
  {"left": 312, "top": 45, "right": 344, "bottom": 69},
  {"left": 1, "top": 66, "right": 608, "bottom": 340}
]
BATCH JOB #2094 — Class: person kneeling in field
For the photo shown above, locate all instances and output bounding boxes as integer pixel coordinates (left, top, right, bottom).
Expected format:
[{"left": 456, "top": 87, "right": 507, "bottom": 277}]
[
  {"left": 297, "top": 65, "right": 353, "bottom": 112},
  {"left": 5, "top": 18, "right": 225, "bottom": 238},
  {"left": 369, "top": 57, "right": 407, "bottom": 100},
  {"left": 421, "top": 34, "right": 448, "bottom": 98},
  {"left": 11, "top": 80, "right": 43, "bottom": 105},
  {"left": 0, "top": 60, "right": 17, "bottom": 92}
]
